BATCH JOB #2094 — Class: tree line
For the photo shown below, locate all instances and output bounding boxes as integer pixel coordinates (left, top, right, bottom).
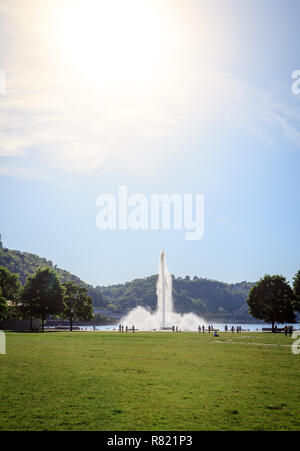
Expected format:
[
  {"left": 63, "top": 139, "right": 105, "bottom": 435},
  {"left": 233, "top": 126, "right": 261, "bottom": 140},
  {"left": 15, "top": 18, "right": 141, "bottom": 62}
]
[
  {"left": 100, "top": 275, "right": 254, "bottom": 315},
  {"left": 1, "top": 261, "right": 299, "bottom": 332},
  {"left": 0, "top": 242, "right": 256, "bottom": 316},
  {"left": 0, "top": 246, "right": 107, "bottom": 308},
  {"left": 0, "top": 266, "right": 94, "bottom": 331}
]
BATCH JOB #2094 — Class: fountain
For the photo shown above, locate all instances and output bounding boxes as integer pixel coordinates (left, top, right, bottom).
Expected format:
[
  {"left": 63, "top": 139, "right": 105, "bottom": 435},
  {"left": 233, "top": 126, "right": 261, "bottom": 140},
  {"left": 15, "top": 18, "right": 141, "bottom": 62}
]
[{"left": 120, "top": 251, "right": 205, "bottom": 331}]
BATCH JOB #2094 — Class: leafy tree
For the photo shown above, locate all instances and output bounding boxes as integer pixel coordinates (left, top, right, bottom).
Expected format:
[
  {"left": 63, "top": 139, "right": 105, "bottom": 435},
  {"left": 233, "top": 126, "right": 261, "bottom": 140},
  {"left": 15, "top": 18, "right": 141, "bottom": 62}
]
[
  {"left": 0, "top": 292, "right": 7, "bottom": 322},
  {"left": 0, "top": 265, "right": 22, "bottom": 301},
  {"left": 0, "top": 265, "right": 22, "bottom": 321},
  {"left": 293, "top": 270, "right": 300, "bottom": 312},
  {"left": 247, "top": 274, "right": 295, "bottom": 331},
  {"left": 21, "top": 267, "right": 64, "bottom": 332},
  {"left": 62, "top": 281, "right": 94, "bottom": 331}
]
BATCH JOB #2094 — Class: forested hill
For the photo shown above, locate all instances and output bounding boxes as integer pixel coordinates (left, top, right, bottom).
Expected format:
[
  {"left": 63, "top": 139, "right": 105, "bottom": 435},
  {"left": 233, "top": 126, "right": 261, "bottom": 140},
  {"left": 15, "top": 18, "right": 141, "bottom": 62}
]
[
  {"left": 0, "top": 241, "right": 255, "bottom": 319},
  {"left": 100, "top": 276, "right": 256, "bottom": 319},
  {"left": 0, "top": 245, "right": 106, "bottom": 308}
]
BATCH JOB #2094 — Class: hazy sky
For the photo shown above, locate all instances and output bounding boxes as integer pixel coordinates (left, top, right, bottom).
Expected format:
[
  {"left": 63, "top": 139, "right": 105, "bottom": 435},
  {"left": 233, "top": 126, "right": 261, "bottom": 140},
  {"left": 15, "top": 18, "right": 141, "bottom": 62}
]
[{"left": 0, "top": 0, "right": 300, "bottom": 286}]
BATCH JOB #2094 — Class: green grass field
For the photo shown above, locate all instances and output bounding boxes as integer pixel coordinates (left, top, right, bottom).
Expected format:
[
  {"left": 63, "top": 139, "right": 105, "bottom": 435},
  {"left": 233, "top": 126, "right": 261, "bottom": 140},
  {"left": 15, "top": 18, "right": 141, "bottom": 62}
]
[{"left": 0, "top": 331, "right": 300, "bottom": 431}]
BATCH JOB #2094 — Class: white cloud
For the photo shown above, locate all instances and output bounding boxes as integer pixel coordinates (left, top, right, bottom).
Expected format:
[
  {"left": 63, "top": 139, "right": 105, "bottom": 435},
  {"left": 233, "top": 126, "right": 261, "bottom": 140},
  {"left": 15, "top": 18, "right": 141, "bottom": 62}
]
[{"left": 0, "top": 0, "right": 300, "bottom": 180}]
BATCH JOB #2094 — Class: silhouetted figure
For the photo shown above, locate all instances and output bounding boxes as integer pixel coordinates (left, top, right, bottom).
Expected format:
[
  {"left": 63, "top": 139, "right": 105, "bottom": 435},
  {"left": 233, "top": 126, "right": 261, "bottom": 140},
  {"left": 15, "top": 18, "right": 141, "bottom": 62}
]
[
  {"left": 208, "top": 325, "right": 211, "bottom": 334},
  {"left": 231, "top": 326, "right": 235, "bottom": 333},
  {"left": 126, "top": 326, "right": 128, "bottom": 333},
  {"left": 121, "top": 325, "right": 124, "bottom": 333},
  {"left": 214, "top": 330, "right": 219, "bottom": 337},
  {"left": 202, "top": 325, "right": 205, "bottom": 334},
  {"left": 132, "top": 325, "right": 135, "bottom": 333},
  {"left": 225, "top": 325, "right": 228, "bottom": 333},
  {"left": 119, "top": 324, "right": 122, "bottom": 332}
]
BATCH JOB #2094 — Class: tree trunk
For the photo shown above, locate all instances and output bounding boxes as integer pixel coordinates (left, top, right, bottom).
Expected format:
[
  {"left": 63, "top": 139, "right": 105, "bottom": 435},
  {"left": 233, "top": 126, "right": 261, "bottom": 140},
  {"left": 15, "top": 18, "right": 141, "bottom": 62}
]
[
  {"left": 70, "top": 315, "right": 73, "bottom": 332},
  {"left": 30, "top": 316, "right": 32, "bottom": 331},
  {"left": 41, "top": 318, "right": 44, "bottom": 333},
  {"left": 272, "top": 321, "right": 275, "bottom": 333}
]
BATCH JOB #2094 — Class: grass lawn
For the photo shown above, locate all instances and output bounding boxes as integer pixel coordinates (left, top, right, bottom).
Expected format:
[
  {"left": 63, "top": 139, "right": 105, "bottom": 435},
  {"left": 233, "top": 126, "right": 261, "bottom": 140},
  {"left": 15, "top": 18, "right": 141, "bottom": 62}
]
[{"left": 0, "top": 330, "right": 300, "bottom": 431}]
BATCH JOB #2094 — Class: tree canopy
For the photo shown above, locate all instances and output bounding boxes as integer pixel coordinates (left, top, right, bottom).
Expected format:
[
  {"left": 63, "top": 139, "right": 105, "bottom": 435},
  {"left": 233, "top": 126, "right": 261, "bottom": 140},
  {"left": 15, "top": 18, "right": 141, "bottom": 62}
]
[
  {"left": 21, "top": 267, "right": 64, "bottom": 331},
  {"left": 247, "top": 274, "right": 295, "bottom": 331},
  {"left": 293, "top": 270, "right": 300, "bottom": 313},
  {"left": 62, "top": 281, "right": 94, "bottom": 331},
  {"left": 0, "top": 265, "right": 22, "bottom": 321}
]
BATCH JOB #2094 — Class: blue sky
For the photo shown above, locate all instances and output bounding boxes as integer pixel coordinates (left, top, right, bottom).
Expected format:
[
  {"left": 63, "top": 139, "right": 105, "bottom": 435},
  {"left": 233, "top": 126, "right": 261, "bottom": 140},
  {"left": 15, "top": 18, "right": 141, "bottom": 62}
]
[{"left": 0, "top": 0, "right": 300, "bottom": 286}]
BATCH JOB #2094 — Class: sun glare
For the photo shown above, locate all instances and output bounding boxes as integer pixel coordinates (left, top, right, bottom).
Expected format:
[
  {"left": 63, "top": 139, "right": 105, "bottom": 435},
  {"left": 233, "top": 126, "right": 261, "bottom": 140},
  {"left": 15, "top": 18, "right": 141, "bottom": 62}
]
[{"left": 57, "top": 0, "right": 166, "bottom": 84}]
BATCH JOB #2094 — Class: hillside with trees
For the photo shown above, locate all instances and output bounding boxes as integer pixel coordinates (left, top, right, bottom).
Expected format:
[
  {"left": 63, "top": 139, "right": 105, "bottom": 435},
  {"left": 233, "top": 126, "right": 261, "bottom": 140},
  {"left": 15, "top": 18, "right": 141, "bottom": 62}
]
[
  {"left": 0, "top": 244, "right": 106, "bottom": 308},
  {"left": 100, "top": 275, "right": 256, "bottom": 321},
  {"left": 0, "top": 239, "right": 257, "bottom": 320}
]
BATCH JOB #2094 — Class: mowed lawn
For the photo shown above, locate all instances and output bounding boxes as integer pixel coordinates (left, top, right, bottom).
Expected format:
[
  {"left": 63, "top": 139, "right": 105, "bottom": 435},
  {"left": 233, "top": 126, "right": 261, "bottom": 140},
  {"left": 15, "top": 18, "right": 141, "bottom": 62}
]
[{"left": 0, "top": 331, "right": 300, "bottom": 431}]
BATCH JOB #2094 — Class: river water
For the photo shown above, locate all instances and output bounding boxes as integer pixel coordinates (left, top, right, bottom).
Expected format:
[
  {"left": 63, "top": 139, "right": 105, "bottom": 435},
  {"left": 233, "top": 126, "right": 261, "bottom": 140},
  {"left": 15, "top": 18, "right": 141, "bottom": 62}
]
[{"left": 75, "top": 322, "right": 299, "bottom": 332}]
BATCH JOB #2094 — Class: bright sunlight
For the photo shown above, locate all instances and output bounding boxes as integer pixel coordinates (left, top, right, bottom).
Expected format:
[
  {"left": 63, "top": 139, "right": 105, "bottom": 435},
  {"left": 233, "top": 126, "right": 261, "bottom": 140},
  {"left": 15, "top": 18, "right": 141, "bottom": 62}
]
[{"left": 56, "top": 0, "right": 168, "bottom": 84}]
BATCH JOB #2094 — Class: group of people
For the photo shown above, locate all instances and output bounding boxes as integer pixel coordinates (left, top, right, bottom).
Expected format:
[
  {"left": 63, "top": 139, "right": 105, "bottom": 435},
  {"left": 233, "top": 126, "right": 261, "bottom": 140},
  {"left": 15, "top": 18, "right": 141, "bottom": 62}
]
[
  {"left": 118, "top": 324, "right": 135, "bottom": 333},
  {"left": 196, "top": 324, "right": 243, "bottom": 334},
  {"left": 117, "top": 323, "right": 294, "bottom": 335},
  {"left": 197, "top": 324, "right": 219, "bottom": 334},
  {"left": 224, "top": 325, "right": 242, "bottom": 333}
]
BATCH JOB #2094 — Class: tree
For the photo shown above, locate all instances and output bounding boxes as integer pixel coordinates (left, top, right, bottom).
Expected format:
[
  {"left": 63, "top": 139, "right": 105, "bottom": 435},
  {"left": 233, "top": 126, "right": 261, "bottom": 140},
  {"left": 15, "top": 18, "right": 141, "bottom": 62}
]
[
  {"left": 0, "top": 291, "right": 7, "bottom": 322},
  {"left": 0, "top": 265, "right": 21, "bottom": 301},
  {"left": 0, "top": 265, "right": 22, "bottom": 321},
  {"left": 21, "top": 267, "right": 64, "bottom": 332},
  {"left": 293, "top": 270, "right": 300, "bottom": 312},
  {"left": 247, "top": 274, "right": 295, "bottom": 332},
  {"left": 62, "top": 281, "right": 94, "bottom": 331}
]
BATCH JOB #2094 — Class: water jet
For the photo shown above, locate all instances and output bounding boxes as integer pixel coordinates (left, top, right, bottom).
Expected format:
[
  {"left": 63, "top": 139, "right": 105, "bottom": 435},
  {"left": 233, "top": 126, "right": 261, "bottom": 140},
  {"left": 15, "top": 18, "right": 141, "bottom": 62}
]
[{"left": 120, "top": 251, "right": 205, "bottom": 331}]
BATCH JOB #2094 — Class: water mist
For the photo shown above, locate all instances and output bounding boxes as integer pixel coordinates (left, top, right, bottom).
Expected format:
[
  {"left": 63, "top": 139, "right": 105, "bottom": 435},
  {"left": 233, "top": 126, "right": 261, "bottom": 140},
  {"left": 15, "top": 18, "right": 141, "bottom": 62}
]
[{"left": 120, "top": 251, "right": 205, "bottom": 331}]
